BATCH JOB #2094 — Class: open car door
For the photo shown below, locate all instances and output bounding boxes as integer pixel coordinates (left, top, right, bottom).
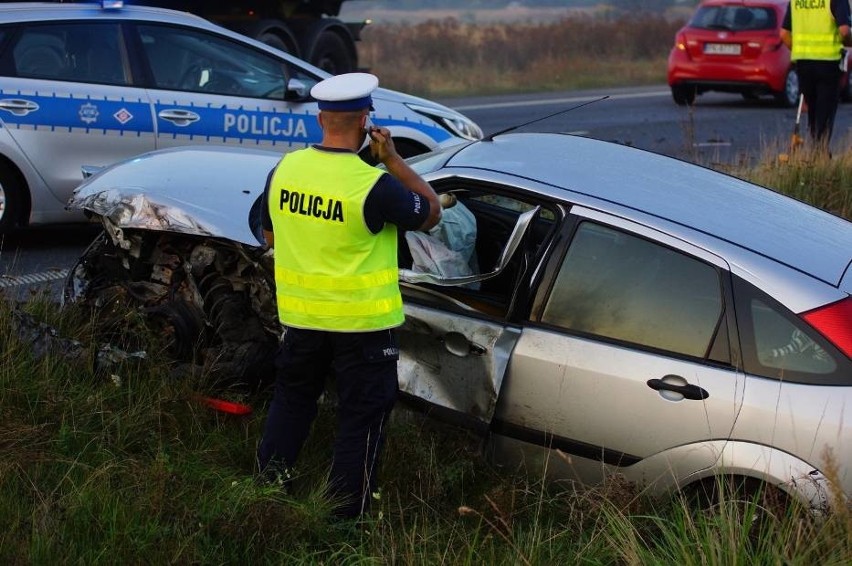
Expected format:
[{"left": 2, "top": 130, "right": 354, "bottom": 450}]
[{"left": 396, "top": 205, "right": 541, "bottom": 431}]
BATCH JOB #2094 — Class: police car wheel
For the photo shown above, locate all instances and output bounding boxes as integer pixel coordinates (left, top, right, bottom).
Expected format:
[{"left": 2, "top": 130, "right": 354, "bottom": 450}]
[{"left": 0, "top": 163, "right": 23, "bottom": 233}]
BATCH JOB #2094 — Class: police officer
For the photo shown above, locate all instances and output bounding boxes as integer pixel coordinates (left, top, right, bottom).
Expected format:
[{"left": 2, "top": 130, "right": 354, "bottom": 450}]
[
  {"left": 781, "top": 0, "right": 852, "bottom": 149},
  {"left": 256, "top": 72, "right": 441, "bottom": 518}
]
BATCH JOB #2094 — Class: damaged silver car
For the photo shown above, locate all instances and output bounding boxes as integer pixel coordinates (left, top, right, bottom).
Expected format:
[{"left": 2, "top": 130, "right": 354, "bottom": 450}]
[{"left": 65, "top": 134, "right": 852, "bottom": 514}]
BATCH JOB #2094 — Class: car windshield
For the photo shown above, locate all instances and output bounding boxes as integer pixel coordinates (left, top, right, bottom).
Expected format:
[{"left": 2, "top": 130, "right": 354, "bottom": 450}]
[{"left": 690, "top": 6, "right": 777, "bottom": 31}]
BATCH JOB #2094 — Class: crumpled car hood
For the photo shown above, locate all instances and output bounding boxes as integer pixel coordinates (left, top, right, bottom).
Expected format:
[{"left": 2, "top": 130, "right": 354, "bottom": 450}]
[{"left": 68, "top": 146, "right": 282, "bottom": 247}]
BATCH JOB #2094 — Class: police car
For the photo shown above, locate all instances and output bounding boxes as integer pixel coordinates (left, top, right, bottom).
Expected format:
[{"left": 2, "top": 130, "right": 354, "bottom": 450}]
[{"left": 0, "top": 1, "right": 483, "bottom": 233}]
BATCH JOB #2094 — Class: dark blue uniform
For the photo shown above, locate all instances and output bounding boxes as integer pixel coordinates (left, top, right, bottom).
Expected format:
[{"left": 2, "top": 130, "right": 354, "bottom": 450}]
[{"left": 258, "top": 145, "right": 430, "bottom": 518}]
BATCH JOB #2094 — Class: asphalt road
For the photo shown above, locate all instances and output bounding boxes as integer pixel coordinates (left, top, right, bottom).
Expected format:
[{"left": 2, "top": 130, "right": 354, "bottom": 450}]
[
  {"left": 3, "top": 84, "right": 852, "bottom": 297},
  {"left": 439, "top": 85, "right": 852, "bottom": 165}
]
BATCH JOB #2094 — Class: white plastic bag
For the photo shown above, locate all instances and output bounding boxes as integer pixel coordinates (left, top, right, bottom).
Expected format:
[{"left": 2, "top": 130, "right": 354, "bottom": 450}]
[{"left": 405, "top": 200, "right": 479, "bottom": 286}]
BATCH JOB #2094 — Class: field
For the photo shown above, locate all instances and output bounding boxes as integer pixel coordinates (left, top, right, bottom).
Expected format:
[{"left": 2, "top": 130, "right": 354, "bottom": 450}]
[{"left": 357, "top": 13, "right": 683, "bottom": 97}]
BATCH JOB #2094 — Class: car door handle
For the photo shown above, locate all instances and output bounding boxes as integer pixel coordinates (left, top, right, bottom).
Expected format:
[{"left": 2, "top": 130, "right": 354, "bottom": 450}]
[
  {"left": 158, "top": 109, "right": 200, "bottom": 127},
  {"left": 646, "top": 376, "right": 709, "bottom": 401},
  {"left": 441, "top": 331, "right": 486, "bottom": 357},
  {"left": 0, "top": 98, "right": 40, "bottom": 116}
]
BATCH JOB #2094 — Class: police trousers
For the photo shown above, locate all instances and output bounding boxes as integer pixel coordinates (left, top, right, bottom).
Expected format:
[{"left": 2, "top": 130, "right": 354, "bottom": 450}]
[
  {"left": 257, "top": 326, "right": 399, "bottom": 518},
  {"left": 796, "top": 59, "right": 843, "bottom": 146}
]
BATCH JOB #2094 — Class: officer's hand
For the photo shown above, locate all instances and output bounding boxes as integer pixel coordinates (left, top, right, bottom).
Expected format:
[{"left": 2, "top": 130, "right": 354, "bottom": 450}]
[{"left": 368, "top": 126, "right": 398, "bottom": 163}]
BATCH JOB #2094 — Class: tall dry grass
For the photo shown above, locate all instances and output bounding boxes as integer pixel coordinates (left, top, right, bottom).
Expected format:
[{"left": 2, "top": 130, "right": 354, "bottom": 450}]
[{"left": 359, "top": 14, "right": 682, "bottom": 97}]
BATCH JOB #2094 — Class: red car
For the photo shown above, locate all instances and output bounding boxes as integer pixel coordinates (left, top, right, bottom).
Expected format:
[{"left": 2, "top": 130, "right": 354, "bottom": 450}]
[{"left": 668, "top": 0, "right": 799, "bottom": 106}]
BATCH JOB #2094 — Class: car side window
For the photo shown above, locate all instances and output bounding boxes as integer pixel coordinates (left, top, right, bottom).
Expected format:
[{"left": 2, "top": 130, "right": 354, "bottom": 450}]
[
  {"left": 137, "top": 25, "right": 286, "bottom": 98},
  {"left": 541, "top": 222, "right": 728, "bottom": 361},
  {"left": 733, "top": 278, "right": 850, "bottom": 385},
  {"left": 751, "top": 299, "right": 835, "bottom": 374},
  {"left": 12, "top": 23, "right": 128, "bottom": 84}
]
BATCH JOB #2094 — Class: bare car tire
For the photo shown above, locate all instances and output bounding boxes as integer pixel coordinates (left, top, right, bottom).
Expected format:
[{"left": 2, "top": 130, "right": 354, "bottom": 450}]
[
  {"left": 309, "top": 31, "right": 355, "bottom": 75},
  {"left": 775, "top": 69, "right": 799, "bottom": 107},
  {"left": 0, "top": 162, "right": 23, "bottom": 233},
  {"left": 671, "top": 85, "right": 696, "bottom": 106}
]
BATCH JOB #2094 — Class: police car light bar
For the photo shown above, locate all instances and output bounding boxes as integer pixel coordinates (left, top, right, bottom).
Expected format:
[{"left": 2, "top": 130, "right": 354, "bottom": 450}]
[{"left": 102, "top": 0, "right": 123, "bottom": 9}]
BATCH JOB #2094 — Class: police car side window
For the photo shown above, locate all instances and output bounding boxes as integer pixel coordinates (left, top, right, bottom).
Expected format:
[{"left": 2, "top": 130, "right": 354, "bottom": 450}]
[
  {"left": 138, "top": 25, "right": 287, "bottom": 99},
  {"left": 13, "top": 23, "right": 128, "bottom": 85}
]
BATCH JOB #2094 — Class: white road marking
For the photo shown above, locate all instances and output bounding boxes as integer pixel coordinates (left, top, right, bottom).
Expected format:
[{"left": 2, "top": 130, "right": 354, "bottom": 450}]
[
  {"left": 0, "top": 268, "right": 69, "bottom": 288},
  {"left": 693, "top": 142, "right": 732, "bottom": 147},
  {"left": 451, "top": 90, "right": 671, "bottom": 111}
]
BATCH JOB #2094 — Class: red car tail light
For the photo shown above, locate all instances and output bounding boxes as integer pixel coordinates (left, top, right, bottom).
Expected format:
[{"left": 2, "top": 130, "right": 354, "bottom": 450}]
[{"left": 802, "top": 297, "right": 852, "bottom": 359}]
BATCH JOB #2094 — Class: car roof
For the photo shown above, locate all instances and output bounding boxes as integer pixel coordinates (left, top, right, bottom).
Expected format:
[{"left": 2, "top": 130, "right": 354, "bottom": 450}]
[
  {"left": 443, "top": 133, "right": 852, "bottom": 287},
  {"left": 0, "top": 2, "right": 210, "bottom": 25}
]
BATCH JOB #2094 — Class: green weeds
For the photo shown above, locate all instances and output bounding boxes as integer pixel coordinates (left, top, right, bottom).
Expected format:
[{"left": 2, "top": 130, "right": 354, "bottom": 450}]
[{"left": 1, "top": 295, "right": 850, "bottom": 563}]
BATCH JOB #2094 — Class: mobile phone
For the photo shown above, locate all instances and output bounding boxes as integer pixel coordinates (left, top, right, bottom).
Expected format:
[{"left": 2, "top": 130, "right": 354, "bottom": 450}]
[{"left": 364, "top": 116, "right": 378, "bottom": 140}]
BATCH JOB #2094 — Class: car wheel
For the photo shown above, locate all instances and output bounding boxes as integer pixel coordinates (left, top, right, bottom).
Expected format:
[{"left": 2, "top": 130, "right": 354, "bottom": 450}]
[
  {"left": 0, "top": 162, "right": 24, "bottom": 234},
  {"left": 841, "top": 72, "right": 852, "bottom": 103},
  {"left": 775, "top": 69, "right": 799, "bottom": 107},
  {"left": 671, "top": 85, "right": 696, "bottom": 106},
  {"left": 687, "top": 476, "right": 790, "bottom": 539}
]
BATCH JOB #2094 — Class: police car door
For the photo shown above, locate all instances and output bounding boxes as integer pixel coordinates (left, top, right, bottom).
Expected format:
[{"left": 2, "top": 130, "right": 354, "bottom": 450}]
[
  {"left": 135, "top": 24, "right": 319, "bottom": 153},
  {"left": 0, "top": 22, "right": 154, "bottom": 208}
]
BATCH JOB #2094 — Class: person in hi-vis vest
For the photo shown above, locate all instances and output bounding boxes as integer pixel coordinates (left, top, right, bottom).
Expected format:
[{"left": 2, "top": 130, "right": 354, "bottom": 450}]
[
  {"left": 257, "top": 72, "right": 441, "bottom": 519},
  {"left": 781, "top": 1, "right": 852, "bottom": 149}
]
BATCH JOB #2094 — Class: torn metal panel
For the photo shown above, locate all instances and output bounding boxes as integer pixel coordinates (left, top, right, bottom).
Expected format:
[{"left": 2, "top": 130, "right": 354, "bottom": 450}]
[
  {"left": 397, "top": 303, "right": 520, "bottom": 423},
  {"left": 68, "top": 146, "right": 281, "bottom": 247}
]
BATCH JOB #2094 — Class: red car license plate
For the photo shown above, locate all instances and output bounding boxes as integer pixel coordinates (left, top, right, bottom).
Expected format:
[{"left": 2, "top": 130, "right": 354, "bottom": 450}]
[{"left": 704, "top": 43, "right": 741, "bottom": 55}]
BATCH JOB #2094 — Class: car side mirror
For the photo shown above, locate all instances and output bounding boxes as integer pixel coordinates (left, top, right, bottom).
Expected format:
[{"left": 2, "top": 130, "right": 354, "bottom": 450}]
[{"left": 286, "top": 78, "right": 310, "bottom": 100}]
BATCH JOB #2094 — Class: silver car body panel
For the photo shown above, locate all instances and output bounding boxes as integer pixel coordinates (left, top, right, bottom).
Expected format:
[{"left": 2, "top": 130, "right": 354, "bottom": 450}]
[
  {"left": 491, "top": 435, "right": 837, "bottom": 510},
  {"left": 442, "top": 134, "right": 852, "bottom": 290},
  {"left": 69, "top": 146, "right": 281, "bottom": 245}
]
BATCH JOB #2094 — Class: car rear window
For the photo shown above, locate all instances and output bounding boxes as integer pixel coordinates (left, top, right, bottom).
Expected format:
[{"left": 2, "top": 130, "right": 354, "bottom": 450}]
[{"left": 690, "top": 6, "right": 777, "bottom": 31}]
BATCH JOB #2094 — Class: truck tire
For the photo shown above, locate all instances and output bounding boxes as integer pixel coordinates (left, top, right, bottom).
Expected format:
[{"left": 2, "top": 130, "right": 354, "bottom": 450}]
[
  {"left": 308, "top": 30, "right": 356, "bottom": 75},
  {"left": 247, "top": 21, "right": 301, "bottom": 59}
]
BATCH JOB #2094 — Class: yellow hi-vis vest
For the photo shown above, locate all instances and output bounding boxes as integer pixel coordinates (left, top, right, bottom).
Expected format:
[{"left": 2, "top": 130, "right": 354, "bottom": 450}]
[
  {"left": 267, "top": 147, "right": 404, "bottom": 331},
  {"left": 791, "top": 1, "right": 844, "bottom": 61}
]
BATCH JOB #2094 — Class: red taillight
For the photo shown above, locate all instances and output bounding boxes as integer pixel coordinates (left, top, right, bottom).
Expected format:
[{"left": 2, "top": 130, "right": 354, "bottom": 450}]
[{"left": 801, "top": 297, "right": 852, "bottom": 359}]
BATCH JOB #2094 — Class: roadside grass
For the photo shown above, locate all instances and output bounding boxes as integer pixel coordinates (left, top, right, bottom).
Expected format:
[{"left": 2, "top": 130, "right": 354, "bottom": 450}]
[
  {"left": 2, "top": 291, "right": 851, "bottom": 563},
  {"left": 359, "top": 14, "right": 680, "bottom": 97},
  {"left": 726, "top": 142, "right": 852, "bottom": 220}
]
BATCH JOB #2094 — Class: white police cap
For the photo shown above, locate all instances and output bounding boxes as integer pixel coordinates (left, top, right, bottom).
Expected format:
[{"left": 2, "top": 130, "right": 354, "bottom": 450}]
[{"left": 311, "top": 72, "right": 378, "bottom": 111}]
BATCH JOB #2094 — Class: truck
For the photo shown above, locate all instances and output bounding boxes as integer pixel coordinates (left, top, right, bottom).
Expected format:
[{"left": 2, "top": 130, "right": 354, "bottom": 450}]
[{"left": 67, "top": 0, "right": 367, "bottom": 74}]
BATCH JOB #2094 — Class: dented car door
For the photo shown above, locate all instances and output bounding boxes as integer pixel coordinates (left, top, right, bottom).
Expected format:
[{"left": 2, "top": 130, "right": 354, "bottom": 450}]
[{"left": 396, "top": 205, "right": 541, "bottom": 427}]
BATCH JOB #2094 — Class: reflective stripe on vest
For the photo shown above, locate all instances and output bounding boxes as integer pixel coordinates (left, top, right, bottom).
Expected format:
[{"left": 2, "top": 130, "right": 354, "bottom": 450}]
[
  {"left": 791, "top": 1, "right": 843, "bottom": 61},
  {"left": 268, "top": 147, "right": 404, "bottom": 331}
]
